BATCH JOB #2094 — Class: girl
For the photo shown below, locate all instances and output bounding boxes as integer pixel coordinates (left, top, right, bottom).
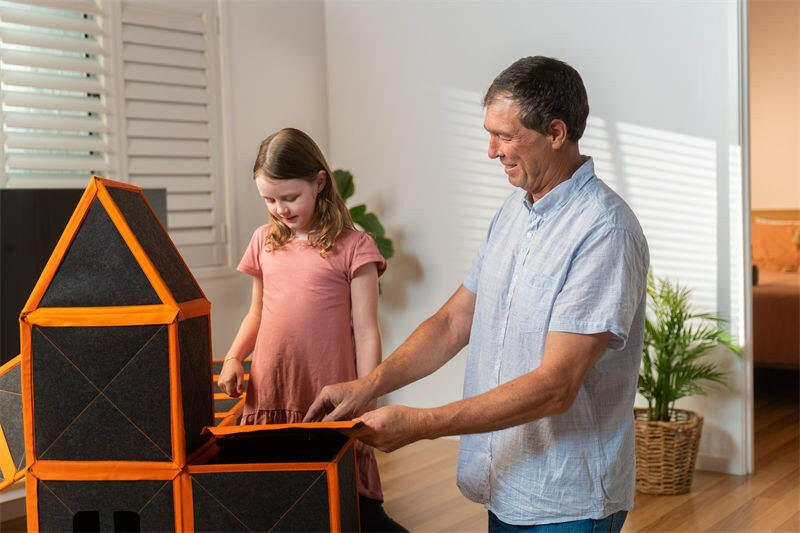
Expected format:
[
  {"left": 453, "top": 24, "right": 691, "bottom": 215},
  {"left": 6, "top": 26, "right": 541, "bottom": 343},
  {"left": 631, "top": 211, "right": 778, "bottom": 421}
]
[{"left": 218, "top": 127, "right": 404, "bottom": 532}]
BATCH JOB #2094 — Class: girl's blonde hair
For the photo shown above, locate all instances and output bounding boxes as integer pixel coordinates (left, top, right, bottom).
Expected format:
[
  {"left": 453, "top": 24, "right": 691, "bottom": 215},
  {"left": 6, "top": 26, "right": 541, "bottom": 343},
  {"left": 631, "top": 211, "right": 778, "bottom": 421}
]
[{"left": 253, "top": 128, "right": 353, "bottom": 256}]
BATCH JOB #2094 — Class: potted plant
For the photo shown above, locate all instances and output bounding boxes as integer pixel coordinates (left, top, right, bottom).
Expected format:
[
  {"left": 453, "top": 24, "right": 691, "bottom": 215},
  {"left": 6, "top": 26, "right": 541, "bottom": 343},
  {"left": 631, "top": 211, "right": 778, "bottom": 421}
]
[
  {"left": 333, "top": 169, "right": 394, "bottom": 259},
  {"left": 635, "top": 273, "right": 741, "bottom": 495}
]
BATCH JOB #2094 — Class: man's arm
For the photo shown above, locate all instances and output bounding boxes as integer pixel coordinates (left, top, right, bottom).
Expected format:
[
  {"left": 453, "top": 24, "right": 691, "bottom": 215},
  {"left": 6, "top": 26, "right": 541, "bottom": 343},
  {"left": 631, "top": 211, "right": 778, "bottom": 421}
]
[
  {"left": 354, "top": 330, "right": 611, "bottom": 452},
  {"left": 303, "top": 284, "right": 476, "bottom": 422}
]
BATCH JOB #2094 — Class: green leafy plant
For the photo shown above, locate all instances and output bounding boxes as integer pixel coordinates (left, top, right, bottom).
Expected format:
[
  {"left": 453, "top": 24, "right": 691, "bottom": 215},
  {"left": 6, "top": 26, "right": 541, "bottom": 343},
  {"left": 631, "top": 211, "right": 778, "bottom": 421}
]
[
  {"left": 333, "top": 169, "right": 394, "bottom": 259},
  {"left": 638, "top": 273, "right": 741, "bottom": 422}
]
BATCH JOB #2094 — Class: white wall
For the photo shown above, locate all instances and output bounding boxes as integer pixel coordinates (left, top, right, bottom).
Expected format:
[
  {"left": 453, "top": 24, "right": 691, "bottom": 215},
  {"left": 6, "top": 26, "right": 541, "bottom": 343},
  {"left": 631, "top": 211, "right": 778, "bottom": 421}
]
[
  {"left": 200, "top": 0, "right": 330, "bottom": 358},
  {"left": 323, "top": 1, "right": 747, "bottom": 474}
]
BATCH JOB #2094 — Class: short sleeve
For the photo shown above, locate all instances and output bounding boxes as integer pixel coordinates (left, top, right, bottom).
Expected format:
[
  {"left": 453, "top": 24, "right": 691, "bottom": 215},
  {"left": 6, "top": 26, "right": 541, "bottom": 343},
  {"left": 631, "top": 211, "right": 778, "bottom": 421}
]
[
  {"left": 463, "top": 208, "right": 503, "bottom": 293},
  {"left": 350, "top": 232, "right": 386, "bottom": 279},
  {"left": 237, "top": 225, "right": 265, "bottom": 278},
  {"left": 548, "top": 226, "right": 649, "bottom": 350}
]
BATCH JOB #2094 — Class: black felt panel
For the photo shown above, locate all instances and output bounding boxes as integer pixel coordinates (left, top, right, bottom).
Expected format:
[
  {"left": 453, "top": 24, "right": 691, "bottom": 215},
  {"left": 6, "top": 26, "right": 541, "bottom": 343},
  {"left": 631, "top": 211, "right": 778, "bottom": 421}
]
[
  {"left": 39, "top": 325, "right": 161, "bottom": 392},
  {"left": 38, "top": 480, "right": 174, "bottom": 532},
  {"left": 275, "top": 473, "right": 331, "bottom": 532},
  {"left": 212, "top": 428, "right": 349, "bottom": 464},
  {"left": 192, "top": 470, "right": 329, "bottom": 532},
  {"left": 39, "top": 198, "right": 161, "bottom": 307},
  {"left": 338, "top": 447, "right": 358, "bottom": 533},
  {"left": 178, "top": 317, "right": 213, "bottom": 457},
  {"left": 32, "top": 327, "right": 99, "bottom": 458},
  {"left": 41, "top": 394, "right": 170, "bottom": 461},
  {"left": 104, "top": 326, "right": 172, "bottom": 458},
  {"left": 36, "top": 479, "right": 74, "bottom": 531},
  {"left": 0, "top": 363, "right": 24, "bottom": 470},
  {"left": 107, "top": 187, "right": 202, "bottom": 303},
  {"left": 191, "top": 477, "right": 249, "bottom": 533}
]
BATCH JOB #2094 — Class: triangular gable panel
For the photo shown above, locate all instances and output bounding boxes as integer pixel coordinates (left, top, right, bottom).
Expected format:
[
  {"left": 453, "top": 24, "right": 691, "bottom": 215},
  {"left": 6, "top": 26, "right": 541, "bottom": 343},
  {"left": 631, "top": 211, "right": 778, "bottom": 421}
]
[
  {"left": 0, "top": 357, "right": 24, "bottom": 490},
  {"left": 39, "top": 197, "right": 161, "bottom": 308},
  {"left": 104, "top": 184, "right": 205, "bottom": 303}
]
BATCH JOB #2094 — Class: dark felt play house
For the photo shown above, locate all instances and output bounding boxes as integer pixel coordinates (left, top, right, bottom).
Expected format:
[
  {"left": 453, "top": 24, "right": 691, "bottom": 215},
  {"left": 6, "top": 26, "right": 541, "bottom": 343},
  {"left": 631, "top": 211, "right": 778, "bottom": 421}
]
[{"left": 0, "top": 177, "right": 360, "bottom": 532}]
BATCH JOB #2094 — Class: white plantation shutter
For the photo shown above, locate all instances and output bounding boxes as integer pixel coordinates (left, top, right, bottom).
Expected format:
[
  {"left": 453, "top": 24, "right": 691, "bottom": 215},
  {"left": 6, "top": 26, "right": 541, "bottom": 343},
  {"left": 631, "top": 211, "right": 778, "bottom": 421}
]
[
  {"left": 115, "top": 0, "right": 225, "bottom": 268},
  {"left": 0, "top": 0, "right": 114, "bottom": 188},
  {"left": 0, "top": 0, "right": 228, "bottom": 270}
]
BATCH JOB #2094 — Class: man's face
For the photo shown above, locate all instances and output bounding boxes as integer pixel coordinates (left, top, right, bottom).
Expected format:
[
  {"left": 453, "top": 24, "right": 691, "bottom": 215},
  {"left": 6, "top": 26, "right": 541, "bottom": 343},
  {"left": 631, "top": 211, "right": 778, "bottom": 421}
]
[{"left": 484, "top": 96, "right": 552, "bottom": 195}]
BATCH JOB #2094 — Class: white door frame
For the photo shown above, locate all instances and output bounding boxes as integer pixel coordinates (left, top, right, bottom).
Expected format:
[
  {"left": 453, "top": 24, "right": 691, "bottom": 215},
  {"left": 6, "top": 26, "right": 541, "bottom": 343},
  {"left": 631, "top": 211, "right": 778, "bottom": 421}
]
[{"left": 738, "top": 0, "right": 755, "bottom": 475}]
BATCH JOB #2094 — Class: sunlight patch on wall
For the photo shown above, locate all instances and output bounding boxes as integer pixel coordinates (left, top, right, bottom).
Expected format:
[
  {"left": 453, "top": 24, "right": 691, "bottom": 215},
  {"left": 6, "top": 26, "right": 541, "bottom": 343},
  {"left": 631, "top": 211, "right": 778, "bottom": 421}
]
[
  {"left": 439, "top": 87, "right": 507, "bottom": 279},
  {"left": 617, "top": 121, "right": 719, "bottom": 313}
]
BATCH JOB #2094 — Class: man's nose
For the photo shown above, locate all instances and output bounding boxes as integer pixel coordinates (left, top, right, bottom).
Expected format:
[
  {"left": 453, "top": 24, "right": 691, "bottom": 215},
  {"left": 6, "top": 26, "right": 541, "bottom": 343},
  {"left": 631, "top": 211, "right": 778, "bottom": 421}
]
[{"left": 488, "top": 137, "right": 500, "bottom": 159}]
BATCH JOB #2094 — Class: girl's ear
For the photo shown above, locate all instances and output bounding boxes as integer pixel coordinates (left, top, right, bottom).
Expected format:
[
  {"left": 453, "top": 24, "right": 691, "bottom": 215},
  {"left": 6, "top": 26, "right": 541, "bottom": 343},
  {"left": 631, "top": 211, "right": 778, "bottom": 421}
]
[{"left": 315, "top": 170, "right": 327, "bottom": 194}]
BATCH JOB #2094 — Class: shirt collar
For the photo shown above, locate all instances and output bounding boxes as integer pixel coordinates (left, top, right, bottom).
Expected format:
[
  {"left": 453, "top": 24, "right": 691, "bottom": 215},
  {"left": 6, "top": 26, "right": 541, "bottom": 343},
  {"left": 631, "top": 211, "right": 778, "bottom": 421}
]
[{"left": 523, "top": 156, "right": 595, "bottom": 216}]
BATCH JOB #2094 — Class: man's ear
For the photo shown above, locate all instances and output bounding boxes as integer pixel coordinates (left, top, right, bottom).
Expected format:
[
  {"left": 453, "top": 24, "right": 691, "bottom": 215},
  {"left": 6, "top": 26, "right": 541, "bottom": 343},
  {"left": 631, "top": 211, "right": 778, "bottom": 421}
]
[
  {"left": 316, "top": 170, "right": 327, "bottom": 193},
  {"left": 547, "top": 119, "right": 569, "bottom": 150}
]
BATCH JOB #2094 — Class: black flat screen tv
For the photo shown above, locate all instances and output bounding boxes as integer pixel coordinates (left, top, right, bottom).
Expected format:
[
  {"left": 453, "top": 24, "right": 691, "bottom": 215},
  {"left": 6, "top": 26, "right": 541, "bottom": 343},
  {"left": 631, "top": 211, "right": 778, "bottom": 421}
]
[{"left": 0, "top": 188, "right": 167, "bottom": 364}]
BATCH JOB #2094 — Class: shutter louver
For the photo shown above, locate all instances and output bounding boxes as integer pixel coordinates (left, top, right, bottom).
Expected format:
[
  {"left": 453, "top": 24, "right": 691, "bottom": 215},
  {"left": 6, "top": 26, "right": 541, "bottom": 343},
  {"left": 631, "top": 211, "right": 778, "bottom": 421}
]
[
  {"left": 0, "top": 0, "right": 113, "bottom": 187},
  {"left": 119, "top": 1, "right": 224, "bottom": 268}
]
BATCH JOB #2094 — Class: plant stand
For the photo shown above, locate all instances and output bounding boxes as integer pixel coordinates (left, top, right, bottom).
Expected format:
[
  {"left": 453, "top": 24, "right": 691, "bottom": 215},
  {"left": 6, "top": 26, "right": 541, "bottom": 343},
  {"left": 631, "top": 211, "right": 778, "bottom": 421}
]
[{"left": 634, "top": 408, "right": 703, "bottom": 495}]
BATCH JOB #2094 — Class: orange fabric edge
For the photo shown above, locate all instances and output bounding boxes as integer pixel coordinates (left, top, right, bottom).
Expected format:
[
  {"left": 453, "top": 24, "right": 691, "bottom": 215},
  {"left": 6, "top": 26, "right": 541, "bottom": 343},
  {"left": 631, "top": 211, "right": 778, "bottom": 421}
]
[
  {"left": 25, "top": 305, "right": 178, "bottom": 327},
  {"left": 327, "top": 463, "right": 341, "bottom": 533},
  {"left": 0, "top": 426, "right": 16, "bottom": 482},
  {"left": 176, "top": 472, "right": 194, "bottom": 532},
  {"left": 207, "top": 420, "right": 363, "bottom": 436},
  {"left": 169, "top": 321, "right": 187, "bottom": 467},
  {"left": 95, "top": 177, "right": 141, "bottom": 192},
  {"left": 0, "top": 354, "right": 21, "bottom": 377},
  {"left": 32, "top": 461, "right": 179, "bottom": 480},
  {"left": 20, "top": 320, "right": 35, "bottom": 468},
  {"left": 21, "top": 180, "right": 97, "bottom": 315},
  {"left": 26, "top": 472, "right": 38, "bottom": 532},
  {"left": 187, "top": 462, "right": 329, "bottom": 474},
  {"left": 96, "top": 181, "right": 176, "bottom": 307},
  {"left": 177, "top": 299, "right": 210, "bottom": 321},
  {"left": 136, "top": 187, "right": 209, "bottom": 302}
]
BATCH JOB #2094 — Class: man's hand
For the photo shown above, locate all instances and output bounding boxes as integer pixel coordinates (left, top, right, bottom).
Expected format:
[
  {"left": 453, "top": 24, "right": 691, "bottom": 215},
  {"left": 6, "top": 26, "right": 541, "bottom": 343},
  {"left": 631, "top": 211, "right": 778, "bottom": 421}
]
[
  {"left": 303, "top": 378, "right": 375, "bottom": 422},
  {"left": 352, "top": 405, "right": 427, "bottom": 453},
  {"left": 217, "top": 359, "right": 244, "bottom": 398}
]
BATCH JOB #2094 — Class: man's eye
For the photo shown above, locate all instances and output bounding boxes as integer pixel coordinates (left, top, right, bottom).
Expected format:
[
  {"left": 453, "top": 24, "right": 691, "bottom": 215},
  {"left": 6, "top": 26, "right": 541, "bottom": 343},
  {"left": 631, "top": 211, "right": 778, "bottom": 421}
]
[{"left": 265, "top": 198, "right": 274, "bottom": 204}]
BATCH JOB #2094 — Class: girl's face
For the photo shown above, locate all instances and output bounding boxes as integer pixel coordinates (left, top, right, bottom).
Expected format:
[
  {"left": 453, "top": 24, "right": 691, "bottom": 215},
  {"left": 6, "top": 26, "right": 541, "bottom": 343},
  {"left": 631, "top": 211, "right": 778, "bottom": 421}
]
[{"left": 255, "top": 171, "right": 325, "bottom": 236}]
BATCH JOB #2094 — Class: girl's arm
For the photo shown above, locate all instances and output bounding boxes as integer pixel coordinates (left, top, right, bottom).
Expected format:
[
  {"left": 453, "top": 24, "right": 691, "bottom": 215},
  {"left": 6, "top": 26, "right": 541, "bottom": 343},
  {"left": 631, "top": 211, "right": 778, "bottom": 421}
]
[
  {"left": 218, "top": 276, "right": 263, "bottom": 397},
  {"left": 350, "top": 262, "right": 381, "bottom": 412}
]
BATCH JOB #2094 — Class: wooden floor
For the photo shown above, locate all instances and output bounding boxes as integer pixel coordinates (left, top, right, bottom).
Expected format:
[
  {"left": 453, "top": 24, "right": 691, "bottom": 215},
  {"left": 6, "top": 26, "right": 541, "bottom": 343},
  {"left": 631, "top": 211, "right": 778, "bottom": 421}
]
[{"left": 2, "top": 371, "right": 797, "bottom": 532}]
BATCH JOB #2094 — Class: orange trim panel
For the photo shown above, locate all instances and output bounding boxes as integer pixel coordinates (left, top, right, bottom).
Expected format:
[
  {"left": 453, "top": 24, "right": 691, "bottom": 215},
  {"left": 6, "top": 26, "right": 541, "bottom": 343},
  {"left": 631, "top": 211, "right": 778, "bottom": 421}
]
[
  {"left": 168, "top": 322, "right": 186, "bottom": 466},
  {"left": 26, "top": 472, "right": 39, "bottom": 532},
  {"left": 327, "top": 463, "right": 341, "bottom": 533},
  {"left": 178, "top": 299, "right": 210, "bottom": 321},
  {"left": 20, "top": 320, "right": 35, "bottom": 467},
  {"left": 207, "top": 420, "right": 363, "bottom": 437},
  {"left": 187, "top": 462, "right": 329, "bottom": 474},
  {"left": 24, "top": 305, "right": 178, "bottom": 327},
  {"left": 33, "top": 461, "right": 179, "bottom": 480}
]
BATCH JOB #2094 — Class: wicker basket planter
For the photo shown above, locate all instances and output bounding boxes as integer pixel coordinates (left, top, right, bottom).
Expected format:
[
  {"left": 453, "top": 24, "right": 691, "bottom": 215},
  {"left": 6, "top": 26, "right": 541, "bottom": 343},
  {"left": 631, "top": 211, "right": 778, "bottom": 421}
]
[{"left": 634, "top": 408, "right": 703, "bottom": 495}]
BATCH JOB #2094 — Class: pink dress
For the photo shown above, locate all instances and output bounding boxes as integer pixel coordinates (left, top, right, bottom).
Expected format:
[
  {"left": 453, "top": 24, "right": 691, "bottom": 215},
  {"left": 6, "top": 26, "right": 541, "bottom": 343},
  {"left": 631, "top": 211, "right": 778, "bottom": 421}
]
[{"left": 237, "top": 225, "right": 386, "bottom": 501}]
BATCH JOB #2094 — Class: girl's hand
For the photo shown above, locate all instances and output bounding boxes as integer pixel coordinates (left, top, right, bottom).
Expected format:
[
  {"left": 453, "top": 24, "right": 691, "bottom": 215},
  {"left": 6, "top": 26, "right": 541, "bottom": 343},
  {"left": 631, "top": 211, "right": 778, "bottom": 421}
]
[{"left": 218, "top": 358, "right": 245, "bottom": 398}]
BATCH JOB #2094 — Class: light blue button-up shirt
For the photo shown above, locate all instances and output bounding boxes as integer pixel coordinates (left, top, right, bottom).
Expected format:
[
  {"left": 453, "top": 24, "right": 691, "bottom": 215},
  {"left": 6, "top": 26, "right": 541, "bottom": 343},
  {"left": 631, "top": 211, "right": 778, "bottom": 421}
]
[{"left": 459, "top": 157, "right": 649, "bottom": 525}]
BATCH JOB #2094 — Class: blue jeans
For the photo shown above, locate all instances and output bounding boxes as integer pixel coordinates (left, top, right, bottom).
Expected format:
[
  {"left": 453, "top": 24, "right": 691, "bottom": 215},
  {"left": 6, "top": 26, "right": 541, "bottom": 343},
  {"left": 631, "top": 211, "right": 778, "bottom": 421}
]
[{"left": 488, "top": 510, "right": 628, "bottom": 532}]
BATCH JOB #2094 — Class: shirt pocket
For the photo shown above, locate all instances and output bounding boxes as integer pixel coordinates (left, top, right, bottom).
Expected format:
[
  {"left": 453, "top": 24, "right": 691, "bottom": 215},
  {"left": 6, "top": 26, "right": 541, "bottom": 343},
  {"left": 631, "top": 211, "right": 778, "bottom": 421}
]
[{"left": 514, "top": 273, "right": 559, "bottom": 332}]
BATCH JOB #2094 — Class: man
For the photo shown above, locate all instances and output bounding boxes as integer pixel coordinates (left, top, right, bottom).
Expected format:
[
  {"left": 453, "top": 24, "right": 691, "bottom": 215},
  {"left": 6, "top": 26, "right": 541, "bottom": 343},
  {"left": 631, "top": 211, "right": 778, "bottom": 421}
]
[{"left": 305, "top": 56, "right": 649, "bottom": 531}]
